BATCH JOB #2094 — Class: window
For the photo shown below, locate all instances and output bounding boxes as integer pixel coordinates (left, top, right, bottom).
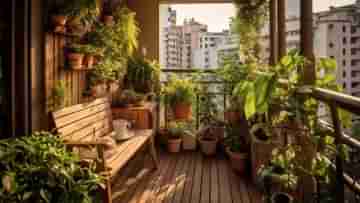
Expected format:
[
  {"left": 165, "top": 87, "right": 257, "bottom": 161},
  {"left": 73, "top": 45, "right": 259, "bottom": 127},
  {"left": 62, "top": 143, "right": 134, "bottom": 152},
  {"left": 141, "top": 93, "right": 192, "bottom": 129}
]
[
  {"left": 343, "top": 71, "right": 346, "bottom": 77},
  {"left": 343, "top": 37, "right": 347, "bottom": 44},
  {"left": 343, "top": 48, "right": 346, "bottom": 55},
  {"left": 343, "top": 60, "right": 346, "bottom": 66},
  {"left": 329, "top": 42, "right": 334, "bottom": 48},
  {"left": 328, "top": 24, "right": 334, "bottom": 29},
  {"left": 343, "top": 26, "right": 347, "bottom": 33}
]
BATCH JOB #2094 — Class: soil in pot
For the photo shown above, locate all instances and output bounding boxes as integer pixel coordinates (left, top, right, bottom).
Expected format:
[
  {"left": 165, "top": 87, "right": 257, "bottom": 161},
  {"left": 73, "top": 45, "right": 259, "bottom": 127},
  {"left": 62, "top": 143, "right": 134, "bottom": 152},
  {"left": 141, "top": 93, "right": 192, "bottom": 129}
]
[
  {"left": 173, "top": 103, "right": 192, "bottom": 120},
  {"left": 167, "top": 138, "right": 182, "bottom": 153},
  {"left": 271, "top": 192, "right": 293, "bottom": 203},
  {"left": 226, "top": 148, "right": 248, "bottom": 175},
  {"left": 199, "top": 138, "right": 218, "bottom": 156},
  {"left": 254, "top": 128, "right": 270, "bottom": 142},
  {"left": 67, "top": 53, "right": 84, "bottom": 70}
]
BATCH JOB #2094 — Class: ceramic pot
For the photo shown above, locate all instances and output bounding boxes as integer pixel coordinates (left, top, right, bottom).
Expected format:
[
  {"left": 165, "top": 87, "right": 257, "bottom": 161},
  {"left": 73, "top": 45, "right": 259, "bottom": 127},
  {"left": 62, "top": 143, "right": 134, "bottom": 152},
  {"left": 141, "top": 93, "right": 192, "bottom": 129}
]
[
  {"left": 167, "top": 138, "right": 182, "bottom": 153},
  {"left": 67, "top": 53, "right": 84, "bottom": 70},
  {"left": 199, "top": 138, "right": 218, "bottom": 156}
]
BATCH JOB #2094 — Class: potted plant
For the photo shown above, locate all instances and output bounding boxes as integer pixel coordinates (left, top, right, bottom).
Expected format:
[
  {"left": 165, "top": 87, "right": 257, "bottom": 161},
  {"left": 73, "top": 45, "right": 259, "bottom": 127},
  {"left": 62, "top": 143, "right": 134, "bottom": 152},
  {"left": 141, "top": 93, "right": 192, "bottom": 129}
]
[
  {"left": 225, "top": 124, "right": 249, "bottom": 175},
  {"left": 113, "top": 89, "right": 147, "bottom": 107},
  {"left": 67, "top": 43, "right": 85, "bottom": 70},
  {"left": 125, "top": 57, "right": 160, "bottom": 94},
  {"left": 162, "top": 76, "right": 196, "bottom": 120},
  {"left": 48, "top": 1, "right": 71, "bottom": 33},
  {"left": 82, "top": 44, "right": 103, "bottom": 69},
  {"left": 167, "top": 121, "right": 184, "bottom": 153},
  {"left": 66, "top": 0, "right": 100, "bottom": 35},
  {"left": 103, "top": 2, "right": 114, "bottom": 26},
  {"left": 198, "top": 126, "right": 218, "bottom": 156},
  {"left": 224, "top": 96, "right": 243, "bottom": 124}
]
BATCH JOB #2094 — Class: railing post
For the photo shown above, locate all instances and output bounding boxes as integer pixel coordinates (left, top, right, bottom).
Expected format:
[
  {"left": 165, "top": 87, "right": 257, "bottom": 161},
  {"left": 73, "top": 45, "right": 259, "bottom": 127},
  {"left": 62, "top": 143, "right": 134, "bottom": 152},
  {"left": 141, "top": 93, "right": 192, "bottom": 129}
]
[{"left": 330, "top": 103, "right": 345, "bottom": 203}]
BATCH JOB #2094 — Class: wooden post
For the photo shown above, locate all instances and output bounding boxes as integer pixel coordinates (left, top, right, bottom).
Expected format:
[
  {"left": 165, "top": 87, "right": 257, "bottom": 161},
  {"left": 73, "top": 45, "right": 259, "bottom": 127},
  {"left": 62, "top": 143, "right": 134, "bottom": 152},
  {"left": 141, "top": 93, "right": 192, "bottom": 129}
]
[
  {"left": 269, "top": 0, "right": 278, "bottom": 65},
  {"left": 330, "top": 103, "right": 345, "bottom": 203},
  {"left": 300, "top": 0, "right": 316, "bottom": 85},
  {"left": 277, "top": 0, "right": 286, "bottom": 59}
]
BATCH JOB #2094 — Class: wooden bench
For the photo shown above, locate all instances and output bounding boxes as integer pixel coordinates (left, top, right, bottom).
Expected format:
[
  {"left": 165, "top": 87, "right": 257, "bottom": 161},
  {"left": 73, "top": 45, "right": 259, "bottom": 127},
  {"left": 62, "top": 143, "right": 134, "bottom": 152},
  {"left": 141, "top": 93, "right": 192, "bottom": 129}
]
[{"left": 51, "top": 97, "right": 158, "bottom": 203}]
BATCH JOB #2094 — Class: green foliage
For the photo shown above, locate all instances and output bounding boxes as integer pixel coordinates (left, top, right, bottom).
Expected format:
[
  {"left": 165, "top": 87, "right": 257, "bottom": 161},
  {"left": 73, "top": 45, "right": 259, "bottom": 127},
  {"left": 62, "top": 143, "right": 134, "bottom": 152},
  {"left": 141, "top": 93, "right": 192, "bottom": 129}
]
[
  {"left": 161, "top": 75, "right": 197, "bottom": 107},
  {"left": 126, "top": 57, "right": 160, "bottom": 93},
  {"left": 48, "top": 80, "right": 67, "bottom": 111},
  {"left": 0, "top": 132, "right": 103, "bottom": 203},
  {"left": 232, "top": 0, "right": 268, "bottom": 62},
  {"left": 224, "top": 124, "right": 247, "bottom": 153},
  {"left": 86, "top": 7, "right": 140, "bottom": 85},
  {"left": 67, "top": 0, "right": 100, "bottom": 26}
]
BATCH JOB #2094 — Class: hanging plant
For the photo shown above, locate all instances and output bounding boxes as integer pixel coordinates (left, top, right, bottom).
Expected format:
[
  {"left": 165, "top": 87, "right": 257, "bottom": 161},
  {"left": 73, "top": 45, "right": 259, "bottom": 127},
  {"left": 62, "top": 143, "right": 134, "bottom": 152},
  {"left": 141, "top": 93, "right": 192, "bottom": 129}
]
[{"left": 232, "top": 0, "right": 269, "bottom": 62}]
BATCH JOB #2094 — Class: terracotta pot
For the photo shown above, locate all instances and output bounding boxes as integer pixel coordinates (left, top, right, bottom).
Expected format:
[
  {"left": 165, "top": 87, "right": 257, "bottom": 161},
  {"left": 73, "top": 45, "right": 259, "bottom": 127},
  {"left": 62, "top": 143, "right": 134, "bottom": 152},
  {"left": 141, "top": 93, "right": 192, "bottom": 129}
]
[
  {"left": 271, "top": 192, "right": 293, "bottom": 203},
  {"left": 157, "top": 129, "right": 169, "bottom": 147},
  {"left": 52, "top": 15, "right": 67, "bottom": 26},
  {"left": 67, "top": 53, "right": 84, "bottom": 70},
  {"left": 199, "top": 138, "right": 218, "bottom": 156},
  {"left": 173, "top": 103, "right": 192, "bottom": 120},
  {"left": 83, "top": 55, "right": 94, "bottom": 68},
  {"left": 167, "top": 138, "right": 182, "bottom": 153},
  {"left": 226, "top": 148, "right": 248, "bottom": 175},
  {"left": 182, "top": 133, "right": 197, "bottom": 151},
  {"left": 225, "top": 111, "right": 241, "bottom": 123},
  {"left": 104, "top": 15, "right": 115, "bottom": 26}
]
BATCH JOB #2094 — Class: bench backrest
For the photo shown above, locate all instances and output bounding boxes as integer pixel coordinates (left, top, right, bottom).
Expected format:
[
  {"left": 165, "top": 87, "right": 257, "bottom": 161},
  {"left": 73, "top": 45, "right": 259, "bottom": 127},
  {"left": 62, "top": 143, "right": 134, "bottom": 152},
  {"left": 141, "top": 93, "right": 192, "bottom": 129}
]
[{"left": 51, "top": 97, "right": 113, "bottom": 142}]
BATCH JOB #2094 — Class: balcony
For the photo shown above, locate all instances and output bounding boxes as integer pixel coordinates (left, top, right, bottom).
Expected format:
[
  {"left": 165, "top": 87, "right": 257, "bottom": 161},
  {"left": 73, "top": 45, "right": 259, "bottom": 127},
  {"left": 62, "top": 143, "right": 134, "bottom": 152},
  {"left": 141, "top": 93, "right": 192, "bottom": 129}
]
[{"left": 2, "top": 0, "right": 360, "bottom": 203}]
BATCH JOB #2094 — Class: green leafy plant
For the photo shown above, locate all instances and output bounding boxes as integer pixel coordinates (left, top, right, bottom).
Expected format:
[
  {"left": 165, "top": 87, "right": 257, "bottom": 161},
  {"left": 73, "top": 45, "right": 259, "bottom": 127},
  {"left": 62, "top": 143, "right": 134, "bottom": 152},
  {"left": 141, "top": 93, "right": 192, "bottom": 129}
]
[
  {"left": 0, "top": 132, "right": 103, "bottom": 203},
  {"left": 112, "top": 89, "right": 147, "bottom": 107},
  {"left": 161, "top": 75, "right": 197, "bottom": 107},
  {"left": 125, "top": 57, "right": 160, "bottom": 93},
  {"left": 67, "top": 0, "right": 100, "bottom": 27},
  {"left": 89, "top": 58, "right": 126, "bottom": 85},
  {"left": 225, "top": 124, "right": 248, "bottom": 153}
]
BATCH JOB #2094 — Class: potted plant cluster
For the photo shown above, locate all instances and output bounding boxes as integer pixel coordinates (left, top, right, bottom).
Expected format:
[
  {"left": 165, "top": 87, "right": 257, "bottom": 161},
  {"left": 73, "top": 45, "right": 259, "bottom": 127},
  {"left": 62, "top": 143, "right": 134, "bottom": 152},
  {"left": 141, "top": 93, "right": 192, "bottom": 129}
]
[
  {"left": 112, "top": 89, "right": 147, "bottom": 107},
  {"left": 162, "top": 75, "right": 196, "bottom": 121},
  {"left": 0, "top": 132, "right": 103, "bottom": 203},
  {"left": 225, "top": 124, "right": 249, "bottom": 175}
]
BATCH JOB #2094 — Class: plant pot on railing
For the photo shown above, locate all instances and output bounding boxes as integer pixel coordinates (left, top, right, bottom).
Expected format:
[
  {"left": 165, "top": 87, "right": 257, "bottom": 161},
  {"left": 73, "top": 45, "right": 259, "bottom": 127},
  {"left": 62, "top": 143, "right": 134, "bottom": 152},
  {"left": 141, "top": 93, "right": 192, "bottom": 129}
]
[
  {"left": 67, "top": 52, "right": 84, "bottom": 70},
  {"left": 173, "top": 103, "right": 192, "bottom": 120},
  {"left": 225, "top": 111, "right": 242, "bottom": 123},
  {"left": 83, "top": 55, "right": 94, "bottom": 69}
]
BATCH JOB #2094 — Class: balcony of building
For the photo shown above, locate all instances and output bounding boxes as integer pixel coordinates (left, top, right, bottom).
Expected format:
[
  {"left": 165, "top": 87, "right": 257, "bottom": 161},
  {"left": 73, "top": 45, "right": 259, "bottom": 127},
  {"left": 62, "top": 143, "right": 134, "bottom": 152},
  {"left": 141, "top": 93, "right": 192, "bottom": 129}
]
[{"left": 2, "top": 0, "right": 360, "bottom": 203}]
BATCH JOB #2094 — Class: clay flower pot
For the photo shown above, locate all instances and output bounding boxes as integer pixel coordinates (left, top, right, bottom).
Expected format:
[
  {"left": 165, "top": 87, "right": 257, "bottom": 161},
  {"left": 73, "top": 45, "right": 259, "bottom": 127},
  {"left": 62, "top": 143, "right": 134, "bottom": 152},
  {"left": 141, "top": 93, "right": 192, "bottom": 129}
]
[
  {"left": 104, "top": 15, "right": 115, "bottom": 26},
  {"left": 167, "top": 138, "right": 182, "bottom": 153},
  {"left": 67, "top": 53, "right": 84, "bottom": 70},
  {"left": 182, "top": 133, "right": 197, "bottom": 151},
  {"left": 271, "top": 192, "right": 293, "bottom": 203},
  {"left": 199, "top": 137, "right": 218, "bottom": 156},
  {"left": 226, "top": 147, "right": 248, "bottom": 175},
  {"left": 83, "top": 55, "right": 94, "bottom": 68},
  {"left": 52, "top": 15, "right": 67, "bottom": 33},
  {"left": 173, "top": 103, "right": 192, "bottom": 120}
]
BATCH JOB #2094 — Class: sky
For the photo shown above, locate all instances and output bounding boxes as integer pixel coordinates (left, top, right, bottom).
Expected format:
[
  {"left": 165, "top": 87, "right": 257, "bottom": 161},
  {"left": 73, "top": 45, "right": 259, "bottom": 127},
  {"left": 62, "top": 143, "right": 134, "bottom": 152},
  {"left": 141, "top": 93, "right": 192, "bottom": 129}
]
[{"left": 171, "top": 0, "right": 356, "bottom": 32}]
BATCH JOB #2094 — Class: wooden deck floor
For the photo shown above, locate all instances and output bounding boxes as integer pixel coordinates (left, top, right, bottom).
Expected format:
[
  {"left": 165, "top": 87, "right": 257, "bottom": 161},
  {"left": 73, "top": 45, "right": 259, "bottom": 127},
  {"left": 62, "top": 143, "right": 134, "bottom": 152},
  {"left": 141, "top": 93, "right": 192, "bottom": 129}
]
[{"left": 111, "top": 150, "right": 263, "bottom": 203}]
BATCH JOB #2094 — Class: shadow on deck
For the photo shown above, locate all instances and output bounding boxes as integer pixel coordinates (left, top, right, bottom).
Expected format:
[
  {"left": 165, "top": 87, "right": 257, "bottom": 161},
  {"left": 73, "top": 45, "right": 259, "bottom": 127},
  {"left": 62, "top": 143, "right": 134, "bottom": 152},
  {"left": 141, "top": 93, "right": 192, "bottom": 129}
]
[{"left": 111, "top": 149, "right": 263, "bottom": 203}]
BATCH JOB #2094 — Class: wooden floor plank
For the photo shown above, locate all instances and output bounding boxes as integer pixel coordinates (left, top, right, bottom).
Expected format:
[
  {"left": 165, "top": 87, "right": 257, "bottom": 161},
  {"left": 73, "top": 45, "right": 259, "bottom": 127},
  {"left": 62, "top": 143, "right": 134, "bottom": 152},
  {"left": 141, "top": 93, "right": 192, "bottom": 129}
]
[
  {"left": 163, "top": 154, "right": 186, "bottom": 203},
  {"left": 228, "top": 166, "right": 243, "bottom": 203},
  {"left": 218, "top": 158, "right": 233, "bottom": 203},
  {"left": 191, "top": 152, "right": 203, "bottom": 203},
  {"left": 137, "top": 153, "right": 170, "bottom": 203},
  {"left": 210, "top": 158, "right": 219, "bottom": 203},
  {"left": 201, "top": 157, "right": 211, "bottom": 203},
  {"left": 173, "top": 153, "right": 192, "bottom": 203},
  {"left": 238, "top": 178, "right": 251, "bottom": 203},
  {"left": 181, "top": 152, "right": 197, "bottom": 203},
  {"left": 246, "top": 180, "right": 262, "bottom": 203},
  {"left": 155, "top": 153, "right": 179, "bottom": 202}
]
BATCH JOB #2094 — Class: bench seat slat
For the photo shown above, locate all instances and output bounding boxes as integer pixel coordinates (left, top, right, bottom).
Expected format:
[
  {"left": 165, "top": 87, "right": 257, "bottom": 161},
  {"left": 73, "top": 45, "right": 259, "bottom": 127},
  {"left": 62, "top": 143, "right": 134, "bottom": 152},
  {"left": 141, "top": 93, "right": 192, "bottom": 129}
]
[{"left": 53, "top": 98, "right": 108, "bottom": 118}]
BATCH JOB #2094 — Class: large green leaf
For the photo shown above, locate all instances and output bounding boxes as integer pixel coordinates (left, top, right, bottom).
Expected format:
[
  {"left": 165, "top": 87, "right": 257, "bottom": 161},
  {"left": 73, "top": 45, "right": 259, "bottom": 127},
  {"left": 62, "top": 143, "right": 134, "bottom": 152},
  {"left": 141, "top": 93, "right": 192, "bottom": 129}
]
[{"left": 244, "top": 83, "right": 256, "bottom": 119}]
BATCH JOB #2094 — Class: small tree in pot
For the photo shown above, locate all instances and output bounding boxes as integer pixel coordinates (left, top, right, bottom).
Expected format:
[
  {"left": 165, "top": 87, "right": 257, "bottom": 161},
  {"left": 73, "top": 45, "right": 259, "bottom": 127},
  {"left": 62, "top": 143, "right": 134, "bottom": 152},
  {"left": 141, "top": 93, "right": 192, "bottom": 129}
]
[{"left": 162, "top": 75, "right": 196, "bottom": 120}]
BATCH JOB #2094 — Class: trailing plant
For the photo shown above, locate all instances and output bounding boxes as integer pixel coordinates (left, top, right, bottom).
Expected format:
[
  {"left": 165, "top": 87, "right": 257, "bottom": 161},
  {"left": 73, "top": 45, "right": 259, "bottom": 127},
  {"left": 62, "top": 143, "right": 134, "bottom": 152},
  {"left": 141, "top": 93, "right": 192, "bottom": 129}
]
[
  {"left": 161, "top": 75, "right": 197, "bottom": 107},
  {"left": 48, "top": 80, "right": 67, "bottom": 111},
  {"left": 232, "top": 0, "right": 269, "bottom": 62},
  {"left": 0, "top": 132, "right": 103, "bottom": 203},
  {"left": 125, "top": 57, "right": 160, "bottom": 93}
]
